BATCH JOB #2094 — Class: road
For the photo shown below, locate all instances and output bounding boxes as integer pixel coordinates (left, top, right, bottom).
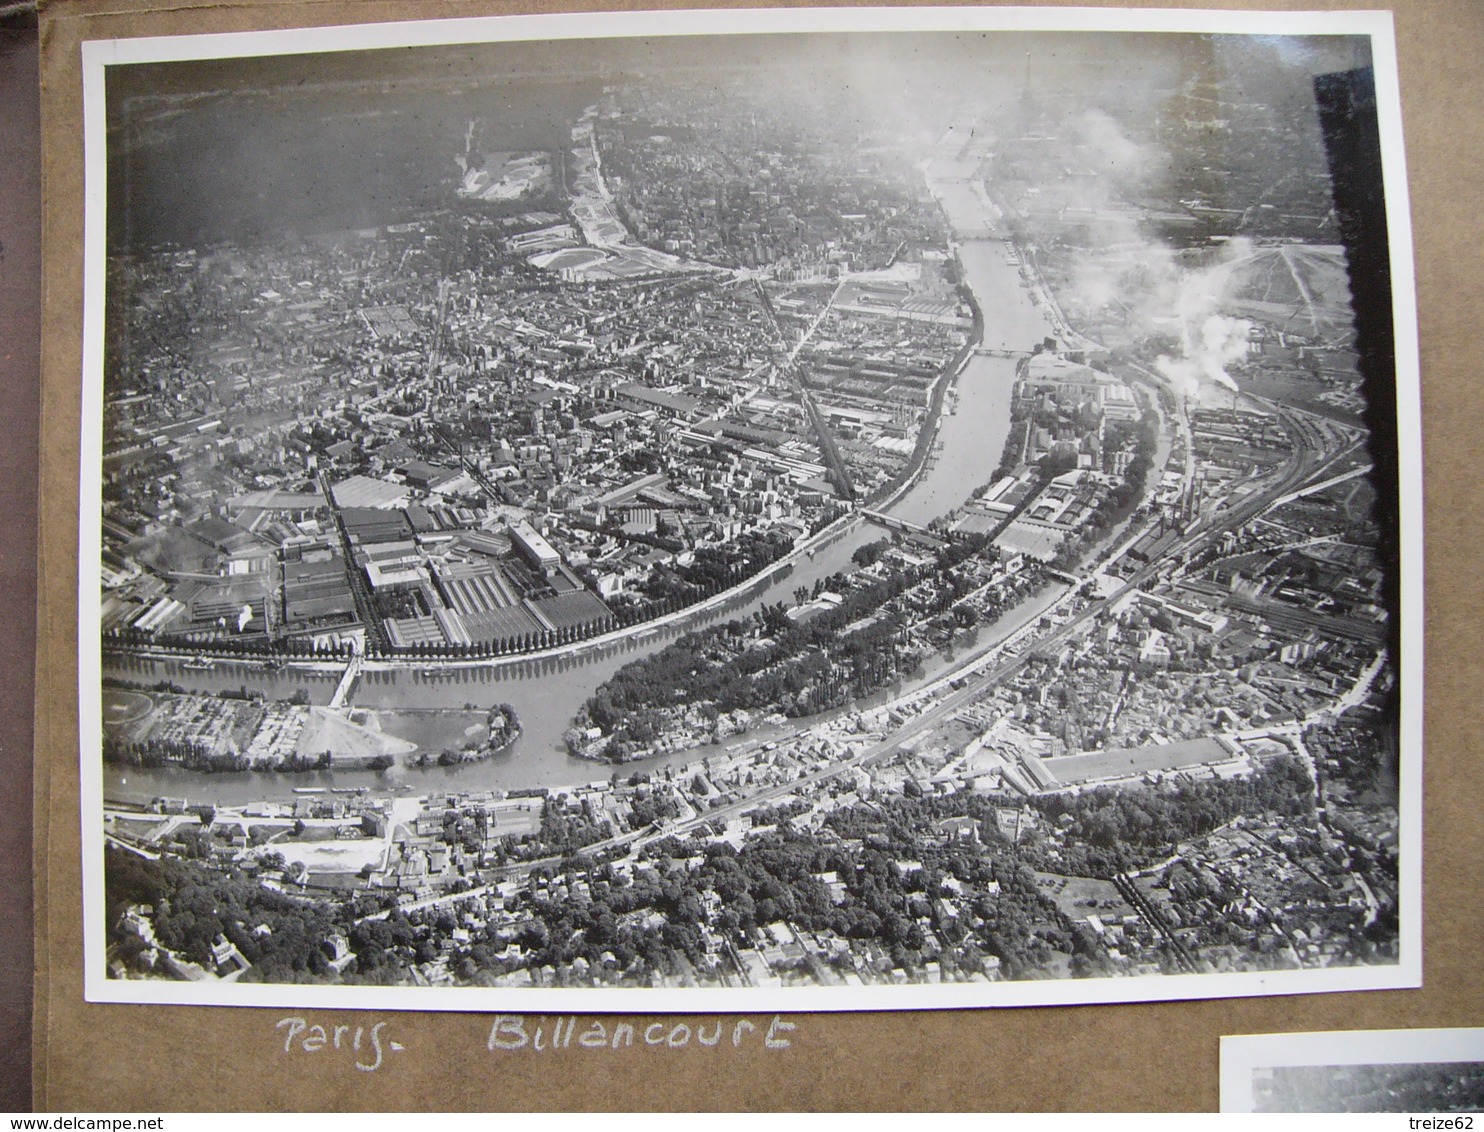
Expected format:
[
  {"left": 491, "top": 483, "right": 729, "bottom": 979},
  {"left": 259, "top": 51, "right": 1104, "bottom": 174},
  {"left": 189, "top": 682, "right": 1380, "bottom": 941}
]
[
  {"left": 752, "top": 279, "right": 857, "bottom": 500},
  {"left": 623, "top": 391, "right": 1358, "bottom": 846},
  {"left": 319, "top": 468, "right": 389, "bottom": 654},
  {"left": 466, "top": 390, "right": 1359, "bottom": 884}
]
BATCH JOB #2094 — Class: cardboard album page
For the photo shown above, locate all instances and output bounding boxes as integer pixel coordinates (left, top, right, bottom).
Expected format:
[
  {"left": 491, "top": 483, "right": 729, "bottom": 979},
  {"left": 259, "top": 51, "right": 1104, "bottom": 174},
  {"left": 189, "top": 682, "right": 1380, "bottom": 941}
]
[{"left": 35, "top": 0, "right": 1477, "bottom": 1110}]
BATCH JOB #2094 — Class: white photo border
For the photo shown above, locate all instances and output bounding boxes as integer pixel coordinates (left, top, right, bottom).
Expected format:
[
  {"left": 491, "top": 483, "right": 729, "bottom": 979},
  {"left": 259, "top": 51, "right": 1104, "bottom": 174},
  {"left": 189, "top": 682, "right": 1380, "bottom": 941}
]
[
  {"left": 79, "top": 4, "right": 1424, "bottom": 1013},
  {"left": 1221, "top": 1028, "right": 1484, "bottom": 1112}
]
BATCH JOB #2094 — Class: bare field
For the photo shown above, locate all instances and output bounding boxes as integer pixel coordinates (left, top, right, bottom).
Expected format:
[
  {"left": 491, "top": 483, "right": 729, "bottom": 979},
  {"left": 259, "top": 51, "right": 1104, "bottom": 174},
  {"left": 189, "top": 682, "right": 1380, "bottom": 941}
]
[
  {"left": 374, "top": 708, "right": 491, "bottom": 759},
  {"left": 1228, "top": 244, "right": 1356, "bottom": 342},
  {"left": 1035, "top": 871, "right": 1138, "bottom": 921},
  {"left": 296, "top": 707, "right": 417, "bottom": 764}
]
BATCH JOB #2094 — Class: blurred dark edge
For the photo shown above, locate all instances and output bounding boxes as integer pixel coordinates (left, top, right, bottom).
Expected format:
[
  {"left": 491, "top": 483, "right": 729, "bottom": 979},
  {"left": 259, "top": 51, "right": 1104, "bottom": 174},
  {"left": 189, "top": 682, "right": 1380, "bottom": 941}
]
[
  {"left": 1314, "top": 67, "right": 1403, "bottom": 740},
  {"left": 0, "top": 2, "right": 39, "bottom": 1115}
]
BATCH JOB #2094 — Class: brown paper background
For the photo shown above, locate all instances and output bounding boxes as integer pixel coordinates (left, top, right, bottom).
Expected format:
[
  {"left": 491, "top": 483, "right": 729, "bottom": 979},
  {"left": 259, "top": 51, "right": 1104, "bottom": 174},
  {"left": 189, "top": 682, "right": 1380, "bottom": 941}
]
[{"left": 34, "top": 0, "right": 1484, "bottom": 1110}]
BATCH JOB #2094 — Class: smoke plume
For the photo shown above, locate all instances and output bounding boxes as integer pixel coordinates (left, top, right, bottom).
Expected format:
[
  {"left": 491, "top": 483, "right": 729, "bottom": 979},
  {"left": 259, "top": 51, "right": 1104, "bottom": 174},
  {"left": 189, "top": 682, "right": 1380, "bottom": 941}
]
[
  {"left": 1058, "top": 111, "right": 1254, "bottom": 398},
  {"left": 1154, "top": 244, "right": 1254, "bottom": 397}
]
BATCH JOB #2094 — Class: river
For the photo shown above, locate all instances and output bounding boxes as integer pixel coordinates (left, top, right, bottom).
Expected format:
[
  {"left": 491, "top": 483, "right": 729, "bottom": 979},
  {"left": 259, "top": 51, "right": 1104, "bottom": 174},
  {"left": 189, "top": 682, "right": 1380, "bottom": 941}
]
[{"left": 101, "top": 161, "right": 1055, "bottom": 806}]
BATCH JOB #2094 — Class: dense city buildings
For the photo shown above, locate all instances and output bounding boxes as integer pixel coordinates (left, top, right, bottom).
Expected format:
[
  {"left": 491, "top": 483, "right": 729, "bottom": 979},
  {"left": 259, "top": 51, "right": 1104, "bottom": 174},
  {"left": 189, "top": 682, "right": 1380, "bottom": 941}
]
[{"left": 92, "top": 28, "right": 1408, "bottom": 999}]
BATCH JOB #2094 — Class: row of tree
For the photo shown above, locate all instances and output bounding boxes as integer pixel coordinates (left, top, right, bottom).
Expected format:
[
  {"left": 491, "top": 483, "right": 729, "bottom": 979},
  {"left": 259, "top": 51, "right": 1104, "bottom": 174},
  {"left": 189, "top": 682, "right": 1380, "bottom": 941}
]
[
  {"left": 1024, "top": 755, "right": 1316, "bottom": 877},
  {"left": 575, "top": 533, "right": 1033, "bottom": 756}
]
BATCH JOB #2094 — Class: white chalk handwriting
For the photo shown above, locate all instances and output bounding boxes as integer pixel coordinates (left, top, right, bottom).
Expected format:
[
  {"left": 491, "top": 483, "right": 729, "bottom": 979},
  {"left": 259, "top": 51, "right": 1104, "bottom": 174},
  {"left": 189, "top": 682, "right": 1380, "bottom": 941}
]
[
  {"left": 487, "top": 1013, "right": 799, "bottom": 1053},
  {"left": 276, "top": 1017, "right": 405, "bottom": 1072}
]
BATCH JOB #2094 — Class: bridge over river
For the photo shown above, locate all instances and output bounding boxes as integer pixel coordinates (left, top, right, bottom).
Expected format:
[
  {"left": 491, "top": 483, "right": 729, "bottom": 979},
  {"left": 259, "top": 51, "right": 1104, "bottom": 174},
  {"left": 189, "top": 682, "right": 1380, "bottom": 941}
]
[
  {"left": 102, "top": 152, "right": 1059, "bottom": 806},
  {"left": 860, "top": 509, "right": 935, "bottom": 538}
]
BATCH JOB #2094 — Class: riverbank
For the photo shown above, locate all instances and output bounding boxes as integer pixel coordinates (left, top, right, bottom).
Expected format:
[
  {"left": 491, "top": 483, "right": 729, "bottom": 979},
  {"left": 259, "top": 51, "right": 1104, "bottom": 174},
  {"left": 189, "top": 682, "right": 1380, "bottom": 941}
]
[
  {"left": 106, "top": 510, "right": 866, "bottom": 682},
  {"left": 97, "top": 142, "right": 1057, "bottom": 804},
  {"left": 568, "top": 568, "right": 1070, "bottom": 767}
]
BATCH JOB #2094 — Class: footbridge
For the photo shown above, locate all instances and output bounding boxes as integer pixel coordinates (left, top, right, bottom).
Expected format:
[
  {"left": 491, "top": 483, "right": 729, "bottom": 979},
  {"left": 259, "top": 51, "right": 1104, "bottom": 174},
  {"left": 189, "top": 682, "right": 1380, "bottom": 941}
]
[
  {"left": 861, "top": 509, "right": 934, "bottom": 538},
  {"left": 328, "top": 653, "right": 363, "bottom": 711}
]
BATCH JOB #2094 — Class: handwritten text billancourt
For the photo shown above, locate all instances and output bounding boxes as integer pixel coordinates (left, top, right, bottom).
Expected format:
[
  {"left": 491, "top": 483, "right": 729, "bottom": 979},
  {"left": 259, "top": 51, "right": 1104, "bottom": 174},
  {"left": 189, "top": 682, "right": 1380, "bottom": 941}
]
[
  {"left": 487, "top": 1013, "right": 798, "bottom": 1053},
  {"left": 275, "top": 1013, "right": 797, "bottom": 1072}
]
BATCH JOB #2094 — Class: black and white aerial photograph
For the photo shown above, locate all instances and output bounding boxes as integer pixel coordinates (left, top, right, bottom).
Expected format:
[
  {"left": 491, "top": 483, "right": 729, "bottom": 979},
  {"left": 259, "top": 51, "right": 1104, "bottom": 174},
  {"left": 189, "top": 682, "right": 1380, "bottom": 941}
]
[
  {"left": 1223, "top": 1029, "right": 1484, "bottom": 1112},
  {"left": 80, "top": 7, "right": 1421, "bottom": 1010},
  {"left": 1253, "top": 1063, "right": 1484, "bottom": 1113}
]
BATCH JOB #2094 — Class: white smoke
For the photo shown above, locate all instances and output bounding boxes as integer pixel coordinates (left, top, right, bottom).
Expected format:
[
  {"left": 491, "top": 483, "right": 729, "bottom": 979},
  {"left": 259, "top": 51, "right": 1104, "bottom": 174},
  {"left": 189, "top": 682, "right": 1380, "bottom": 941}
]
[
  {"left": 1075, "top": 108, "right": 1165, "bottom": 186},
  {"left": 1145, "top": 240, "right": 1252, "bottom": 397},
  {"left": 1153, "top": 241, "right": 1254, "bottom": 396},
  {"left": 1049, "top": 109, "right": 1255, "bottom": 399}
]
